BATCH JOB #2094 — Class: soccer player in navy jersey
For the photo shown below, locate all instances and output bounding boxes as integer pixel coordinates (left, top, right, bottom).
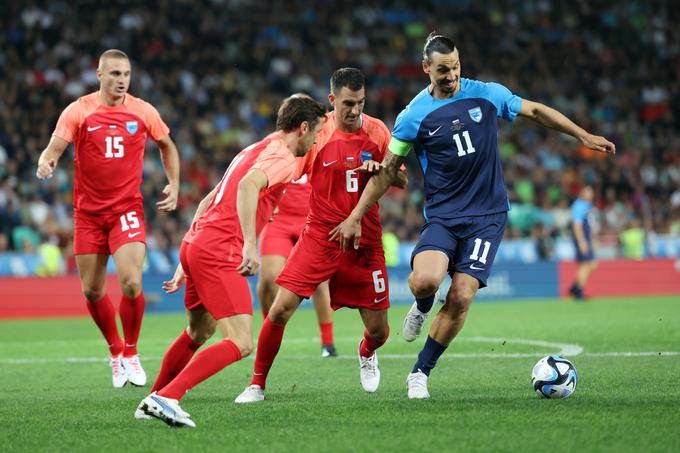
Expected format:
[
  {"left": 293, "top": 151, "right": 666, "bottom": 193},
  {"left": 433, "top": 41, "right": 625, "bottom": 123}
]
[
  {"left": 330, "top": 33, "right": 615, "bottom": 399},
  {"left": 569, "top": 185, "right": 597, "bottom": 300}
]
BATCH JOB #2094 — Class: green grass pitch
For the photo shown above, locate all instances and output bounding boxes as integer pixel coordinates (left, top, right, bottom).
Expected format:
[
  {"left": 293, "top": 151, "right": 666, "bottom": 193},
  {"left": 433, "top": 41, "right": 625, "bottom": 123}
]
[{"left": 1, "top": 296, "right": 679, "bottom": 452}]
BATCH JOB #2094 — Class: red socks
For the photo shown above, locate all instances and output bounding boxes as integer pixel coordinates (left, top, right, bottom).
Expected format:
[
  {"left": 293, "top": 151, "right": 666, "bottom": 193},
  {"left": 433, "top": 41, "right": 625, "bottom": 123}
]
[
  {"left": 157, "top": 339, "right": 242, "bottom": 401},
  {"left": 319, "top": 322, "right": 334, "bottom": 346},
  {"left": 251, "top": 317, "right": 286, "bottom": 389},
  {"left": 359, "top": 327, "right": 389, "bottom": 358},
  {"left": 120, "top": 293, "right": 145, "bottom": 357},
  {"left": 151, "top": 330, "right": 203, "bottom": 393},
  {"left": 86, "top": 295, "right": 123, "bottom": 357}
]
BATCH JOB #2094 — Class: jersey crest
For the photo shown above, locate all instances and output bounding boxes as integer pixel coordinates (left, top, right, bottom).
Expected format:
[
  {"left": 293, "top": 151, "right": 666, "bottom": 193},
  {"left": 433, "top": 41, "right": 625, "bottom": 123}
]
[
  {"left": 468, "top": 106, "right": 483, "bottom": 123},
  {"left": 126, "top": 120, "right": 139, "bottom": 135}
]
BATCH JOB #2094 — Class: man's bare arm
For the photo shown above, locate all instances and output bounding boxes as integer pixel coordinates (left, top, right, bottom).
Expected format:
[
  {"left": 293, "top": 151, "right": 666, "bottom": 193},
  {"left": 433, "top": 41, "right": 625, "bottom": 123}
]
[
  {"left": 156, "top": 135, "right": 181, "bottom": 211},
  {"left": 36, "top": 136, "right": 69, "bottom": 180}
]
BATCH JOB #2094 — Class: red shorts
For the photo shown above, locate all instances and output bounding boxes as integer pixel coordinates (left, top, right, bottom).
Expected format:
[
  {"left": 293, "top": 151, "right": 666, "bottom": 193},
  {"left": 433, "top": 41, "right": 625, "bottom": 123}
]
[
  {"left": 259, "top": 215, "right": 305, "bottom": 257},
  {"left": 73, "top": 201, "right": 147, "bottom": 255},
  {"left": 180, "top": 241, "right": 252, "bottom": 318},
  {"left": 276, "top": 230, "right": 389, "bottom": 311}
]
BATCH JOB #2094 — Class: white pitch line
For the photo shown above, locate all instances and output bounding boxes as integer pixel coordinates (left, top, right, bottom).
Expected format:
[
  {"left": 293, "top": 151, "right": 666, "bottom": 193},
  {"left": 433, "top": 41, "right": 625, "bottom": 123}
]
[{"left": 2, "top": 351, "right": 679, "bottom": 366}]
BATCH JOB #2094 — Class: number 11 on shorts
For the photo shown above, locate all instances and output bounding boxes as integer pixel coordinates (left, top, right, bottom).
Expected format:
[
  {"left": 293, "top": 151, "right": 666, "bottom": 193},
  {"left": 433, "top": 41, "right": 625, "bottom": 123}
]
[{"left": 470, "top": 238, "right": 491, "bottom": 264}]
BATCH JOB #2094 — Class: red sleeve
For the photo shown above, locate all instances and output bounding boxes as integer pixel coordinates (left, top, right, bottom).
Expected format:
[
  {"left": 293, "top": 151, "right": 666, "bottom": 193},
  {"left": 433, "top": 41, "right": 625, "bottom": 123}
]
[
  {"left": 52, "top": 101, "right": 82, "bottom": 143},
  {"left": 251, "top": 144, "right": 297, "bottom": 187},
  {"left": 141, "top": 102, "right": 170, "bottom": 141}
]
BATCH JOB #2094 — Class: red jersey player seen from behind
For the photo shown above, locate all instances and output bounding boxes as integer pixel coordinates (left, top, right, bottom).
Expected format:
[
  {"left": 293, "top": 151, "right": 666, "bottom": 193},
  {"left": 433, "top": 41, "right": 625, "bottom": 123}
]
[
  {"left": 258, "top": 172, "right": 337, "bottom": 358},
  {"left": 136, "top": 96, "right": 327, "bottom": 428},
  {"left": 235, "top": 68, "right": 407, "bottom": 404},
  {"left": 36, "top": 49, "right": 180, "bottom": 389}
]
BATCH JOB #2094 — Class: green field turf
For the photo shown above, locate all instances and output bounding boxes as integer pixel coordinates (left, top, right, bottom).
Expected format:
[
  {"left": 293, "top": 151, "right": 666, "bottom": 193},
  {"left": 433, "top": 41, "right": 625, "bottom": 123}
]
[{"left": 1, "top": 296, "right": 679, "bottom": 452}]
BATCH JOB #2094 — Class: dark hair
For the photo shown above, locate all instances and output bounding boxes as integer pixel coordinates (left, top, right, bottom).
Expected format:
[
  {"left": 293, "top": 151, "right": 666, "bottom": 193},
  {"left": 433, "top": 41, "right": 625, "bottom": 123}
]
[
  {"left": 423, "top": 32, "right": 456, "bottom": 63},
  {"left": 330, "top": 67, "right": 365, "bottom": 95},
  {"left": 276, "top": 95, "right": 327, "bottom": 132}
]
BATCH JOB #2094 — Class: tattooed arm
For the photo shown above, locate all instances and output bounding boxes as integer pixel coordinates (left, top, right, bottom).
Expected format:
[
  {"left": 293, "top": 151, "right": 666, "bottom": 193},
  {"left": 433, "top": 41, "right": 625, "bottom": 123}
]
[{"left": 329, "top": 151, "right": 405, "bottom": 251}]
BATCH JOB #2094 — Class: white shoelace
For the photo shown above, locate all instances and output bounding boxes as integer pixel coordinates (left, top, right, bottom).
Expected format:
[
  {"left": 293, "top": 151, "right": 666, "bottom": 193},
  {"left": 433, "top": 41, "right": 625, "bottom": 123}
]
[
  {"left": 361, "top": 355, "right": 377, "bottom": 376},
  {"left": 126, "top": 356, "right": 143, "bottom": 373},
  {"left": 408, "top": 373, "right": 428, "bottom": 391},
  {"left": 407, "top": 311, "right": 427, "bottom": 329}
]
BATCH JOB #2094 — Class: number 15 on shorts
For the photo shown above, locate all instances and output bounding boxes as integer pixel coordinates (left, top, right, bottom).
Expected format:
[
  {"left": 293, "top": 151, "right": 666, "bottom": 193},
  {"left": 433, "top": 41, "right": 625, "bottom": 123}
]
[{"left": 120, "top": 211, "right": 140, "bottom": 235}]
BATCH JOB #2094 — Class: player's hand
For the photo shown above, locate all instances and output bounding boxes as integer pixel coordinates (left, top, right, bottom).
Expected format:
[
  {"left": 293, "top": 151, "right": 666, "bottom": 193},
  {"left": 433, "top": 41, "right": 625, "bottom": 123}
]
[
  {"left": 578, "top": 241, "right": 589, "bottom": 255},
  {"left": 581, "top": 133, "right": 616, "bottom": 155},
  {"left": 329, "top": 215, "right": 361, "bottom": 251},
  {"left": 355, "top": 160, "right": 383, "bottom": 173},
  {"left": 237, "top": 242, "right": 260, "bottom": 276},
  {"left": 163, "top": 265, "right": 185, "bottom": 293},
  {"left": 36, "top": 158, "right": 57, "bottom": 180},
  {"left": 157, "top": 184, "right": 179, "bottom": 212}
]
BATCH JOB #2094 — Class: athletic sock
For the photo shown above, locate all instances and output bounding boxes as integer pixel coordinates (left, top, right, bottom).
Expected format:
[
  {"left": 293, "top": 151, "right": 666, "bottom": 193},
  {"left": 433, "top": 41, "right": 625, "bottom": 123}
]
[
  {"left": 157, "top": 339, "right": 241, "bottom": 401},
  {"left": 415, "top": 293, "right": 436, "bottom": 313},
  {"left": 251, "top": 317, "right": 286, "bottom": 389},
  {"left": 86, "top": 294, "right": 123, "bottom": 357},
  {"left": 151, "top": 330, "right": 203, "bottom": 393},
  {"left": 359, "top": 327, "right": 389, "bottom": 358},
  {"left": 319, "top": 322, "right": 334, "bottom": 346},
  {"left": 120, "top": 292, "right": 145, "bottom": 357},
  {"left": 412, "top": 335, "right": 448, "bottom": 376}
]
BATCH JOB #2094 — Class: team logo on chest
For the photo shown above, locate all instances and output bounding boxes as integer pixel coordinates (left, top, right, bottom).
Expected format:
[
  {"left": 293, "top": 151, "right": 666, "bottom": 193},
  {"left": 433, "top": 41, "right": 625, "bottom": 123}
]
[
  {"left": 468, "top": 107, "right": 483, "bottom": 123},
  {"left": 360, "top": 151, "right": 373, "bottom": 163},
  {"left": 126, "top": 121, "right": 139, "bottom": 135}
]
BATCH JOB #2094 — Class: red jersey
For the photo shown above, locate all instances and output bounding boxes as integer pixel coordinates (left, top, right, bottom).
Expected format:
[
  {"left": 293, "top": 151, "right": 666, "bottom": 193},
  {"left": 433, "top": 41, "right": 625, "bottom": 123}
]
[
  {"left": 52, "top": 91, "right": 170, "bottom": 214},
  {"left": 306, "top": 113, "right": 391, "bottom": 248},
  {"left": 276, "top": 173, "right": 311, "bottom": 220},
  {"left": 183, "top": 133, "right": 306, "bottom": 266}
]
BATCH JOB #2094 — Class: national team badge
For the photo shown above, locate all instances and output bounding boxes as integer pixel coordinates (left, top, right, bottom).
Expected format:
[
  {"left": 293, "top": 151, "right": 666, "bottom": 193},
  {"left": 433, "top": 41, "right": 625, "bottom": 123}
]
[
  {"left": 451, "top": 119, "right": 465, "bottom": 131},
  {"left": 126, "top": 121, "right": 139, "bottom": 135},
  {"left": 360, "top": 151, "right": 373, "bottom": 163},
  {"left": 468, "top": 107, "right": 482, "bottom": 123}
]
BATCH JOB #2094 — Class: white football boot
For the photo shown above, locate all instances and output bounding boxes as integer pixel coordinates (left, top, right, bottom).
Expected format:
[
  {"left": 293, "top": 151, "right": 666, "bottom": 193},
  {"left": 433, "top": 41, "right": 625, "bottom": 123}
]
[
  {"left": 406, "top": 370, "right": 430, "bottom": 399},
  {"left": 358, "top": 340, "right": 381, "bottom": 393},
  {"left": 121, "top": 355, "right": 147, "bottom": 387},
  {"left": 402, "top": 290, "right": 440, "bottom": 342},
  {"left": 139, "top": 392, "right": 196, "bottom": 428},
  {"left": 234, "top": 385, "right": 266, "bottom": 404},
  {"left": 110, "top": 356, "right": 128, "bottom": 388}
]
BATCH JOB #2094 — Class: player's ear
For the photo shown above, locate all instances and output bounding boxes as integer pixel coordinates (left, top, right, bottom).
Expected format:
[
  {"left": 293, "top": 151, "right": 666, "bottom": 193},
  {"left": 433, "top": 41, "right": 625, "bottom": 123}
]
[
  {"left": 299, "top": 121, "right": 309, "bottom": 136},
  {"left": 328, "top": 93, "right": 335, "bottom": 107},
  {"left": 421, "top": 60, "right": 429, "bottom": 74}
]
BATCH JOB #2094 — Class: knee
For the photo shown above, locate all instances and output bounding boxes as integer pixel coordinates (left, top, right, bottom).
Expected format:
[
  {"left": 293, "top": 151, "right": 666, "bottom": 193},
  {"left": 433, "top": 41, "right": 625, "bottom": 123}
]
[
  {"left": 232, "top": 337, "right": 253, "bottom": 358},
  {"left": 82, "top": 287, "right": 105, "bottom": 303},
  {"left": 268, "top": 299, "right": 297, "bottom": 324},
  {"left": 187, "top": 325, "right": 215, "bottom": 344},
  {"left": 444, "top": 285, "right": 476, "bottom": 316},
  {"left": 120, "top": 276, "right": 142, "bottom": 298},
  {"left": 409, "top": 272, "right": 440, "bottom": 297},
  {"left": 367, "top": 324, "right": 389, "bottom": 344}
]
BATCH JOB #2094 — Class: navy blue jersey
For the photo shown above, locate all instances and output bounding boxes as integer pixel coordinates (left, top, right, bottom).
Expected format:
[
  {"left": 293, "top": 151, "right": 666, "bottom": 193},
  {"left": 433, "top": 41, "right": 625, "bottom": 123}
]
[{"left": 390, "top": 78, "right": 522, "bottom": 220}]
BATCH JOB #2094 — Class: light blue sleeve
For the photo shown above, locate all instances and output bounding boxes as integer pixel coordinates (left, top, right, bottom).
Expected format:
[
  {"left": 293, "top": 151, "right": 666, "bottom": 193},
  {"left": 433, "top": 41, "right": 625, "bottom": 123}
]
[
  {"left": 571, "top": 200, "right": 588, "bottom": 223},
  {"left": 484, "top": 82, "right": 523, "bottom": 121},
  {"left": 391, "top": 106, "right": 419, "bottom": 143}
]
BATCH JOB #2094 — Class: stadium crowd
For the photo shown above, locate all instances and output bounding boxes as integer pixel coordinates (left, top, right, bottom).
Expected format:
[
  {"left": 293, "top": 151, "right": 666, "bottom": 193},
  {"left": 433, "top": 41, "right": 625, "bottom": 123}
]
[{"left": 1, "top": 1, "right": 678, "bottom": 268}]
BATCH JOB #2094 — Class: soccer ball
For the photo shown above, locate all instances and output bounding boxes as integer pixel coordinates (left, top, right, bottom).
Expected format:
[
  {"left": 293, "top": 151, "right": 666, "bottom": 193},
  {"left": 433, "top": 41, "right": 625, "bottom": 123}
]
[{"left": 531, "top": 355, "right": 578, "bottom": 399}]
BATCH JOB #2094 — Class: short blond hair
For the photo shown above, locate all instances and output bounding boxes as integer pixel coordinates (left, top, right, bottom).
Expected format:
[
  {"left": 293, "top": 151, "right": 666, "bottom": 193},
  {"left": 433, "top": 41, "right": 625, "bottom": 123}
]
[{"left": 98, "top": 49, "right": 129, "bottom": 70}]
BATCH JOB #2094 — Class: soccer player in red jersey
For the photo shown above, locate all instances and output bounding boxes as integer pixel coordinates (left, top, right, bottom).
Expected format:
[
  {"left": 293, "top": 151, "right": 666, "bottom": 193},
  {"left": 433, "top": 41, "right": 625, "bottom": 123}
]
[
  {"left": 36, "top": 50, "right": 180, "bottom": 388},
  {"left": 258, "top": 173, "right": 337, "bottom": 358},
  {"left": 136, "top": 95, "right": 327, "bottom": 427},
  {"left": 235, "top": 68, "right": 407, "bottom": 403}
]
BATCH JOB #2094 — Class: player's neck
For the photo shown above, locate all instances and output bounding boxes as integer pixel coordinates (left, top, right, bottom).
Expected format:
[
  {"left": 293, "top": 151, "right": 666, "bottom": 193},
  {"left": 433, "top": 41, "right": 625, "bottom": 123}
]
[
  {"left": 98, "top": 90, "right": 125, "bottom": 107},
  {"left": 277, "top": 130, "right": 300, "bottom": 157}
]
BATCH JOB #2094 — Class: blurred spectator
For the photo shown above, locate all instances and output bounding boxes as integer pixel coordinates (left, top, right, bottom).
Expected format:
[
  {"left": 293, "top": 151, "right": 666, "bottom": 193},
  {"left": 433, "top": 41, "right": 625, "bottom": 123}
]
[
  {"left": 619, "top": 218, "right": 646, "bottom": 260},
  {"left": 0, "top": 1, "right": 678, "bottom": 257}
]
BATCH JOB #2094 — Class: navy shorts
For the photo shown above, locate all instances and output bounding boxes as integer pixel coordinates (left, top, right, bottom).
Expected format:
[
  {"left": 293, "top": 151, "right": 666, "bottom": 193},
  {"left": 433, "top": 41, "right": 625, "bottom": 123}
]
[
  {"left": 574, "top": 238, "right": 595, "bottom": 262},
  {"left": 411, "top": 212, "right": 507, "bottom": 288}
]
